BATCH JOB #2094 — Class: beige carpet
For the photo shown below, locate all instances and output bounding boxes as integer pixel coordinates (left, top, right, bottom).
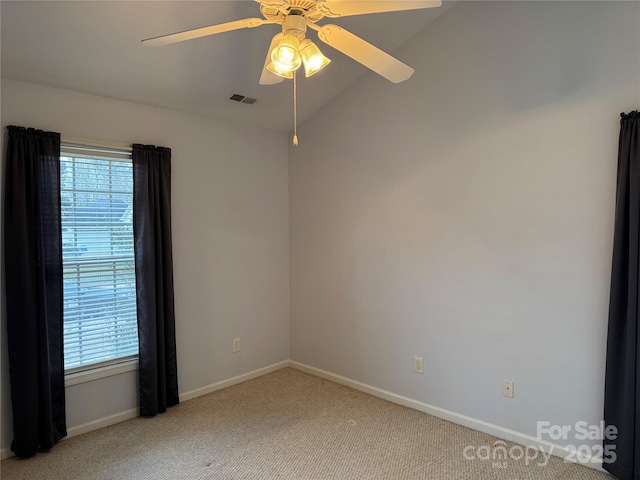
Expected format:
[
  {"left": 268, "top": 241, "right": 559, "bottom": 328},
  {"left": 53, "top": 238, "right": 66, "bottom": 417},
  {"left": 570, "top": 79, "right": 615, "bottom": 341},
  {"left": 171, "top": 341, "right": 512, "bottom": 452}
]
[{"left": 1, "top": 368, "right": 611, "bottom": 479}]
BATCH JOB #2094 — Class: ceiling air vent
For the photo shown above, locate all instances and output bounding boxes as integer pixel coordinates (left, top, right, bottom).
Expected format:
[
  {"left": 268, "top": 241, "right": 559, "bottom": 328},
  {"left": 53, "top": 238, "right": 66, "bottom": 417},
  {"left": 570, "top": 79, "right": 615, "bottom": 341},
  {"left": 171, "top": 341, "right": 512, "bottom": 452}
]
[{"left": 229, "top": 94, "right": 257, "bottom": 105}]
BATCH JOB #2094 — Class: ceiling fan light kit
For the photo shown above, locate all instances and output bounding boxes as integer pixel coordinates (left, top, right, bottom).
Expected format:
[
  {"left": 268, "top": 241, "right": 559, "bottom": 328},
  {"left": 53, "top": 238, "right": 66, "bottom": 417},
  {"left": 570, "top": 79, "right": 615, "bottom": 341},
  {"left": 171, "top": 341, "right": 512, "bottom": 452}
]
[
  {"left": 265, "top": 14, "right": 331, "bottom": 79},
  {"left": 299, "top": 39, "right": 331, "bottom": 77},
  {"left": 266, "top": 60, "right": 294, "bottom": 79},
  {"left": 142, "top": 0, "right": 442, "bottom": 143},
  {"left": 270, "top": 33, "right": 303, "bottom": 73}
]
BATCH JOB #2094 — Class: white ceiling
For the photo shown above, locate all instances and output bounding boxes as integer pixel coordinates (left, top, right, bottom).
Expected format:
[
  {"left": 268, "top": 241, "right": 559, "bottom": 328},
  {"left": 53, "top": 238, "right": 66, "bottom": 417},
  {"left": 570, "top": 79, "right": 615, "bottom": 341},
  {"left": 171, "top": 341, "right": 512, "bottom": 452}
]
[{"left": 1, "top": 1, "right": 452, "bottom": 133}]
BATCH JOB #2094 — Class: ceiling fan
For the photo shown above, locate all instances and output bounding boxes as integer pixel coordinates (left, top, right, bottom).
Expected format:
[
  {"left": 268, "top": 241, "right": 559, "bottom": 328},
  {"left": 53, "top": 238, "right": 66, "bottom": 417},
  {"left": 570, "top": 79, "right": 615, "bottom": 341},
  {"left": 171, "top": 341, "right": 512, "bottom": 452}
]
[{"left": 142, "top": 0, "right": 442, "bottom": 85}]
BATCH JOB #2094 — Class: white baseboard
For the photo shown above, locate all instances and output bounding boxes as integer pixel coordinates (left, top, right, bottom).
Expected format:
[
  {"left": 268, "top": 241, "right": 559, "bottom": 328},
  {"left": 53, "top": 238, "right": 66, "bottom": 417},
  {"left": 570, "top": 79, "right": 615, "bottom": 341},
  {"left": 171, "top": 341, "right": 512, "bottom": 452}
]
[
  {"left": 67, "top": 408, "right": 139, "bottom": 438},
  {"left": 289, "top": 361, "right": 605, "bottom": 472},
  {"left": 1, "top": 360, "right": 606, "bottom": 473},
  {"left": 1, "top": 407, "right": 139, "bottom": 460},
  {"left": 179, "top": 360, "right": 290, "bottom": 402},
  {"left": 1, "top": 360, "right": 290, "bottom": 460}
]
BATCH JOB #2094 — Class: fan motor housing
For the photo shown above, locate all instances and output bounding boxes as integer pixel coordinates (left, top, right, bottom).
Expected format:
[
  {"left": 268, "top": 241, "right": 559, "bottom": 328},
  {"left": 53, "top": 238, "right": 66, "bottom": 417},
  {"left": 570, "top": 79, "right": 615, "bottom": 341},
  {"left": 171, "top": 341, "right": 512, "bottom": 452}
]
[
  {"left": 260, "top": 0, "right": 325, "bottom": 25},
  {"left": 283, "top": 14, "right": 307, "bottom": 39}
]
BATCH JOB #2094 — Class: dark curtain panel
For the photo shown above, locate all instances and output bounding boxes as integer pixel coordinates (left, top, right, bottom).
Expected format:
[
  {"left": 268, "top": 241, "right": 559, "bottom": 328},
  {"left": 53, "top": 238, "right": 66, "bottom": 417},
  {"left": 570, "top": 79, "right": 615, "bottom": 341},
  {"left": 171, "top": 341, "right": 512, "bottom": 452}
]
[
  {"left": 4, "top": 126, "right": 66, "bottom": 457},
  {"left": 132, "top": 143, "right": 179, "bottom": 417},
  {"left": 604, "top": 110, "right": 640, "bottom": 480}
]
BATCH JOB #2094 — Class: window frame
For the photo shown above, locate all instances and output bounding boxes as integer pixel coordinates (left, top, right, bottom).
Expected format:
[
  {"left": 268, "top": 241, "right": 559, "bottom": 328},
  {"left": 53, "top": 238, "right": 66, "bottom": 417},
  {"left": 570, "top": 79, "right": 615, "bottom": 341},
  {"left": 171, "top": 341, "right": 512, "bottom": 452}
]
[{"left": 60, "top": 137, "right": 139, "bottom": 384}]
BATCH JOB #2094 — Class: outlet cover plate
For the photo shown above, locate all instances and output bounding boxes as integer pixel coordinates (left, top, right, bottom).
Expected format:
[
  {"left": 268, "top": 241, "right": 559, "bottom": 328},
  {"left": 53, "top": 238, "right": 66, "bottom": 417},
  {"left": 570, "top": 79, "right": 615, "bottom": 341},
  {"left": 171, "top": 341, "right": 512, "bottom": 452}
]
[
  {"left": 503, "top": 380, "right": 514, "bottom": 398},
  {"left": 414, "top": 356, "right": 424, "bottom": 374}
]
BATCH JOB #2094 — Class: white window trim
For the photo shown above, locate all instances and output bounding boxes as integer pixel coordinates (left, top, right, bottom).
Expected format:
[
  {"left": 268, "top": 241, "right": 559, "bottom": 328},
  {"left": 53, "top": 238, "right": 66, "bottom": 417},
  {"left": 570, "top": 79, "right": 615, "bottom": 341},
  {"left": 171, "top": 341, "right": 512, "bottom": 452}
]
[
  {"left": 60, "top": 137, "right": 139, "bottom": 379},
  {"left": 62, "top": 135, "right": 132, "bottom": 152},
  {"left": 65, "top": 357, "right": 138, "bottom": 387}
]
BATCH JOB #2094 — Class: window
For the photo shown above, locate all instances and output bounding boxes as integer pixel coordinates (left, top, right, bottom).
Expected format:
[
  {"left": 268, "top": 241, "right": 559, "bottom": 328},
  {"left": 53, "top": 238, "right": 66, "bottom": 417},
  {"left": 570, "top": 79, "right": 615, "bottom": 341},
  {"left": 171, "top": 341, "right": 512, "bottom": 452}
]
[{"left": 60, "top": 142, "right": 138, "bottom": 373}]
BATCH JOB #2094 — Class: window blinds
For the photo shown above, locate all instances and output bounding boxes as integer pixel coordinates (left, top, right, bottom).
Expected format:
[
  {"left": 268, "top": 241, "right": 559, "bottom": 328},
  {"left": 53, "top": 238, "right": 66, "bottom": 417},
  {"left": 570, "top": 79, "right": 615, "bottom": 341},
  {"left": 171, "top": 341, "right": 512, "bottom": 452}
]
[{"left": 60, "top": 145, "right": 138, "bottom": 372}]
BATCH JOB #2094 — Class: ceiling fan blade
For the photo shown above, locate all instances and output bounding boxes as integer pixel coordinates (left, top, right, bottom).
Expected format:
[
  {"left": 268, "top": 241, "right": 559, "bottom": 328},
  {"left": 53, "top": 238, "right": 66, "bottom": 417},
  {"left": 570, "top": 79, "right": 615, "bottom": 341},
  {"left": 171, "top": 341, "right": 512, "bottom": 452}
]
[
  {"left": 142, "top": 18, "right": 270, "bottom": 47},
  {"left": 317, "top": 0, "right": 441, "bottom": 18},
  {"left": 256, "top": 0, "right": 287, "bottom": 7},
  {"left": 260, "top": 33, "right": 285, "bottom": 85},
  {"left": 315, "top": 24, "right": 414, "bottom": 83}
]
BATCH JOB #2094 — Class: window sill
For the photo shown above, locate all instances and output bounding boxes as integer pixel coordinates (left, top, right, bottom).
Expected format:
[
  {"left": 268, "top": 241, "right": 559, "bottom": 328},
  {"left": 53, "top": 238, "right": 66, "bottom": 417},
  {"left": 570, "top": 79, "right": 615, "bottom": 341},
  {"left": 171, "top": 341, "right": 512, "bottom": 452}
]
[{"left": 65, "top": 359, "right": 138, "bottom": 387}]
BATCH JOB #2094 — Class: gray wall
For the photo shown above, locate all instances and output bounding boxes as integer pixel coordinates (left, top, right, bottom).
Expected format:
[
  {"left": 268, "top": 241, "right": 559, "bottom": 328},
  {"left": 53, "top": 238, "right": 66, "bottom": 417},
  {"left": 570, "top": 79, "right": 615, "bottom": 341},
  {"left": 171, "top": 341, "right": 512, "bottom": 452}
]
[
  {"left": 289, "top": 1, "right": 640, "bottom": 449},
  {"left": 1, "top": 79, "right": 290, "bottom": 451},
  {"left": 2, "top": 0, "right": 639, "bottom": 459}
]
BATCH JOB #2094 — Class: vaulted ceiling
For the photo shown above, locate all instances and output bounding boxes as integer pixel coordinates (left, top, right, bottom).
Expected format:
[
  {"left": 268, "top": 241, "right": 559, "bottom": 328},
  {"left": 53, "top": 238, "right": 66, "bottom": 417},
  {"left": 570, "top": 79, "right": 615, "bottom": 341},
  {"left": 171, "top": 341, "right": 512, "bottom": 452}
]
[{"left": 1, "top": 1, "right": 452, "bottom": 133}]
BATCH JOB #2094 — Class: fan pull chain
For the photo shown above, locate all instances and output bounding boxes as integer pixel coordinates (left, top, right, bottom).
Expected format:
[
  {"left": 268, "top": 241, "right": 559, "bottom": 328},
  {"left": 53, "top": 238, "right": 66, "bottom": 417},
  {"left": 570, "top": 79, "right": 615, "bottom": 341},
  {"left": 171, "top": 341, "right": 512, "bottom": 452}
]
[{"left": 293, "top": 69, "right": 299, "bottom": 146}]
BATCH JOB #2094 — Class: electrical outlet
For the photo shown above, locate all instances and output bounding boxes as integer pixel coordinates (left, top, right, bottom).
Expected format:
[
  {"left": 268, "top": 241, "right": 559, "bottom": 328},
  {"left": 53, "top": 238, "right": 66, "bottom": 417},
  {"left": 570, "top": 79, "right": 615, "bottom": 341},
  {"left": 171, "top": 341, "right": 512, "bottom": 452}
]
[
  {"left": 503, "top": 380, "right": 514, "bottom": 398},
  {"left": 414, "top": 356, "right": 424, "bottom": 374},
  {"left": 232, "top": 338, "right": 240, "bottom": 353}
]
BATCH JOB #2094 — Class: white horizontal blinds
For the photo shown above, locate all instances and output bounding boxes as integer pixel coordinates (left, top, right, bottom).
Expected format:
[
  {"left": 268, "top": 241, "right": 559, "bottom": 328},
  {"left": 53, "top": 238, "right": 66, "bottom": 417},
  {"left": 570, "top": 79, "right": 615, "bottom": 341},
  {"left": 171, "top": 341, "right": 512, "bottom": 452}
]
[{"left": 60, "top": 143, "right": 138, "bottom": 372}]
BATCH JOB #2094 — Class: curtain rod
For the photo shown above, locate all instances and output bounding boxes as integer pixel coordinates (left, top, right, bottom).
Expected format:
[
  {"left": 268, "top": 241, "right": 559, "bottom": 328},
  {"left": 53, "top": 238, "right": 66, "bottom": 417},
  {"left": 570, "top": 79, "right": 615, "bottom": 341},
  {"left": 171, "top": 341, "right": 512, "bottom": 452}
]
[{"left": 61, "top": 135, "right": 132, "bottom": 153}]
